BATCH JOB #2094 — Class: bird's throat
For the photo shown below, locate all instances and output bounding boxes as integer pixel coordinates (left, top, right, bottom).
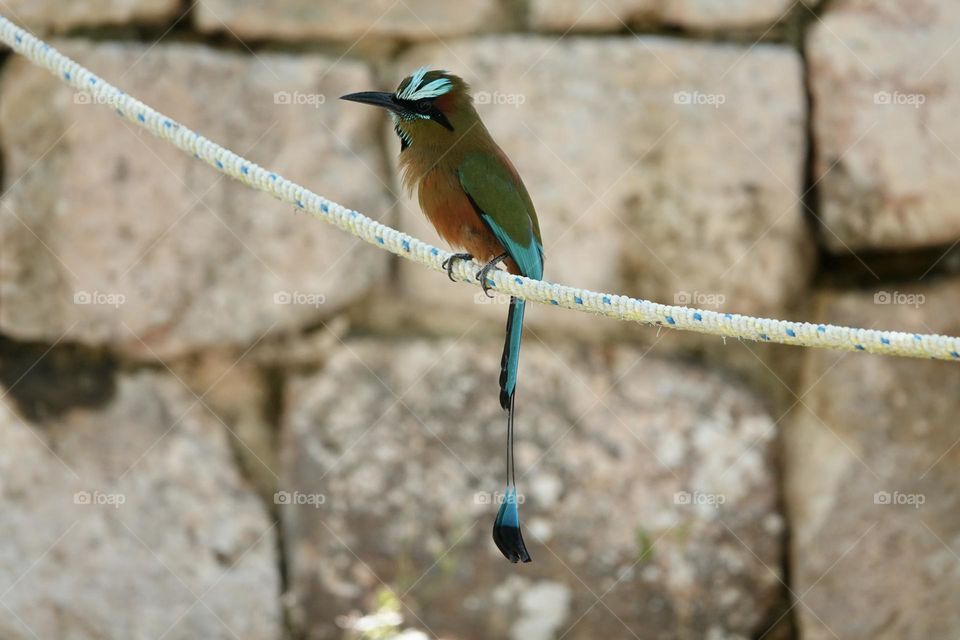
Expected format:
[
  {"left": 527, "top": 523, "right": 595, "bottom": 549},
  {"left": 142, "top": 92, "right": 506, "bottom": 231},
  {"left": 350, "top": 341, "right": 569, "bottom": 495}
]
[{"left": 392, "top": 117, "right": 412, "bottom": 152}]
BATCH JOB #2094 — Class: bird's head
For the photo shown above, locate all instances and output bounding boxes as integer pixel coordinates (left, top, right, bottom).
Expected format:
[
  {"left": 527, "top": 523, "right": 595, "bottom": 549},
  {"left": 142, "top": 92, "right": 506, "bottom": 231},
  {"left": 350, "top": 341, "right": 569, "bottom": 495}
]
[{"left": 340, "top": 66, "right": 473, "bottom": 151}]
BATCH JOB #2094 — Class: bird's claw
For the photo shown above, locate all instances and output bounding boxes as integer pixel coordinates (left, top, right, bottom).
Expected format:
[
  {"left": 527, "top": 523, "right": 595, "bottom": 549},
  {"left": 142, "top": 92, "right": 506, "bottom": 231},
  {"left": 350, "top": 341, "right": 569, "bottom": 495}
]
[
  {"left": 441, "top": 252, "right": 473, "bottom": 282},
  {"left": 475, "top": 269, "right": 495, "bottom": 298},
  {"left": 476, "top": 252, "right": 510, "bottom": 298}
]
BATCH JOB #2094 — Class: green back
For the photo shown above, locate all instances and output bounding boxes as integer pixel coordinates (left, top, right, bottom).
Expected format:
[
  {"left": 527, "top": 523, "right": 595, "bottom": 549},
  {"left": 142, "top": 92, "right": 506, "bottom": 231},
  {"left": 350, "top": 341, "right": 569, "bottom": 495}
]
[{"left": 458, "top": 152, "right": 543, "bottom": 279}]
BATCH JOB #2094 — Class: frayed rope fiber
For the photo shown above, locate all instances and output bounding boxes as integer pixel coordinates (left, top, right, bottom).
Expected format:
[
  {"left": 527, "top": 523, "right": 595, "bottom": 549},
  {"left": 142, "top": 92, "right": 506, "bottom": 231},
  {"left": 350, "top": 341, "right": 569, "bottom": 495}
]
[{"left": 1, "top": 15, "right": 958, "bottom": 362}]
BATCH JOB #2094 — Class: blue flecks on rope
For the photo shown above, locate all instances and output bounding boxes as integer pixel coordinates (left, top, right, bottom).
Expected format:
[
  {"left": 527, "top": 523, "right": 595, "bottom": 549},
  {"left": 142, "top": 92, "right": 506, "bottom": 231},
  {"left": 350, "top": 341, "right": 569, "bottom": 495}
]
[{"left": 1, "top": 14, "right": 958, "bottom": 363}]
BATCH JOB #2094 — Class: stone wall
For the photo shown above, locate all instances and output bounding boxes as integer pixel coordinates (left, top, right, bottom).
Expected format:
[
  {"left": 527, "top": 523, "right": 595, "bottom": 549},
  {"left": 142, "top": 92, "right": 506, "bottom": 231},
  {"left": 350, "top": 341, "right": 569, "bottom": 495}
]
[{"left": 0, "top": 1, "right": 958, "bottom": 639}]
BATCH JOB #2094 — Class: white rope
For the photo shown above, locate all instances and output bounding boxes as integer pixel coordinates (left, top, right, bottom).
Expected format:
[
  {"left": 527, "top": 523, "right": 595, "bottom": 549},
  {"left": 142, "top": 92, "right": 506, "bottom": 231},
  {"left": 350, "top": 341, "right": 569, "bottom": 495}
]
[{"left": 1, "top": 16, "right": 958, "bottom": 363}]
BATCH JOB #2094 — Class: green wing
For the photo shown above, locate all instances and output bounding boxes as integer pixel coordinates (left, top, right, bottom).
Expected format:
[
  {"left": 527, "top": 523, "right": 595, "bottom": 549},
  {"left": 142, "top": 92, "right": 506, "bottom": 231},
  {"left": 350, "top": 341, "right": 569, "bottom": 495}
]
[{"left": 458, "top": 152, "right": 543, "bottom": 280}]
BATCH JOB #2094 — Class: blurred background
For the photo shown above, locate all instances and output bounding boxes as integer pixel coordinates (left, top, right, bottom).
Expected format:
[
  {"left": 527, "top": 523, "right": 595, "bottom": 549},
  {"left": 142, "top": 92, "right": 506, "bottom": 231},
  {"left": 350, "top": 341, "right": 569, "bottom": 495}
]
[{"left": 1, "top": 0, "right": 959, "bottom": 638}]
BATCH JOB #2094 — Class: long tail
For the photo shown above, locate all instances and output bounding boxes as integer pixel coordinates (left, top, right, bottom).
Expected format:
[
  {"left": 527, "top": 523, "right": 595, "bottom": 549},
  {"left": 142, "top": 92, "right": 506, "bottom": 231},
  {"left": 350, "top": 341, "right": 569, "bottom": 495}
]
[
  {"left": 492, "top": 297, "right": 531, "bottom": 563},
  {"left": 499, "top": 296, "right": 525, "bottom": 410}
]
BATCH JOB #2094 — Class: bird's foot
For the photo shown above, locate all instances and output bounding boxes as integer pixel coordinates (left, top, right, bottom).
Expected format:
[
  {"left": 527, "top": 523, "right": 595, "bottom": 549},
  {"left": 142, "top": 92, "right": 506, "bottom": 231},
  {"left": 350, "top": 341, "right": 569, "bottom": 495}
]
[
  {"left": 441, "top": 252, "right": 473, "bottom": 282},
  {"left": 475, "top": 252, "right": 510, "bottom": 298}
]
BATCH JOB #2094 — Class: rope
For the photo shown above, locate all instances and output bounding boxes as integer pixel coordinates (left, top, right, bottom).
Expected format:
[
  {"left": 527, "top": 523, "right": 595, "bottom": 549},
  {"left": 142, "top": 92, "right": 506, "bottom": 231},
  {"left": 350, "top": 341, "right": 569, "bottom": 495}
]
[{"left": 1, "top": 16, "right": 958, "bottom": 363}]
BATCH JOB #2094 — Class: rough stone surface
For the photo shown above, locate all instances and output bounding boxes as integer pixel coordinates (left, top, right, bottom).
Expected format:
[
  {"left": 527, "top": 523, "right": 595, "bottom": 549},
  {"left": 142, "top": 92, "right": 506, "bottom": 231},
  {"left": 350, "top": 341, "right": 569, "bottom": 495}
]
[
  {"left": 0, "top": 5, "right": 955, "bottom": 639},
  {"left": 0, "top": 371, "right": 281, "bottom": 639},
  {"left": 530, "top": 0, "right": 808, "bottom": 32},
  {"left": 0, "top": 41, "right": 391, "bottom": 358},
  {"left": 0, "top": 0, "right": 180, "bottom": 33},
  {"left": 172, "top": 349, "right": 279, "bottom": 504},
  {"left": 282, "top": 337, "right": 784, "bottom": 640},
  {"left": 195, "top": 0, "right": 516, "bottom": 42},
  {"left": 809, "top": 0, "right": 960, "bottom": 251},
  {"left": 391, "top": 37, "right": 812, "bottom": 338},
  {"left": 784, "top": 277, "right": 960, "bottom": 639}
]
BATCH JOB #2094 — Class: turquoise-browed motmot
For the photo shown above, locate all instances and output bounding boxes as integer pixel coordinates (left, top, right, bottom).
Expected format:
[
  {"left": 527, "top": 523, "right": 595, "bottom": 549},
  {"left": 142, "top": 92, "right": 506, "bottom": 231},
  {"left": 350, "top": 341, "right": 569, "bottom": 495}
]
[{"left": 342, "top": 67, "right": 544, "bottom": 563}]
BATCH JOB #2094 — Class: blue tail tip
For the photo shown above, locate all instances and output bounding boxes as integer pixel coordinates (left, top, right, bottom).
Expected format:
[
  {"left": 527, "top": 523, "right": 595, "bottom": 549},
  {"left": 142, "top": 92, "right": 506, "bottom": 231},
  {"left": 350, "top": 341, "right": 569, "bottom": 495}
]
[{"left": 492, "top": 488, "right": 532, "bottom": 563}]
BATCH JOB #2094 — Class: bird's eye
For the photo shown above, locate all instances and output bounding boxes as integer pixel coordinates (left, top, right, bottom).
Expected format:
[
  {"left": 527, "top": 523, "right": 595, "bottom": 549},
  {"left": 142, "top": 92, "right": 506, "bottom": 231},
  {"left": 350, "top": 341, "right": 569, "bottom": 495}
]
[{"left": 416, "top": 100, "right": 431, "bottom": 114}]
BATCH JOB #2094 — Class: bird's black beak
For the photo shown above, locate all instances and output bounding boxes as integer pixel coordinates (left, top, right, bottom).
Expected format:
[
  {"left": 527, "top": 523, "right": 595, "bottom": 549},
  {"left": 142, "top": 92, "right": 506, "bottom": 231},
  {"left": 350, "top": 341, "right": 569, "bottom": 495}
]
[{"left": 339, "top": 91, "right": 401, "bottom": 113}]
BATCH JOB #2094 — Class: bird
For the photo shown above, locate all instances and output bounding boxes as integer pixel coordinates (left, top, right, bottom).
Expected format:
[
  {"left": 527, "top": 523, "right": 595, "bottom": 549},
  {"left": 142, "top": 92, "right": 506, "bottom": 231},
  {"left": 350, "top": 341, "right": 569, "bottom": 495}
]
[{"left": 341, "top": 67, "right": 544, "bottom": 563}]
